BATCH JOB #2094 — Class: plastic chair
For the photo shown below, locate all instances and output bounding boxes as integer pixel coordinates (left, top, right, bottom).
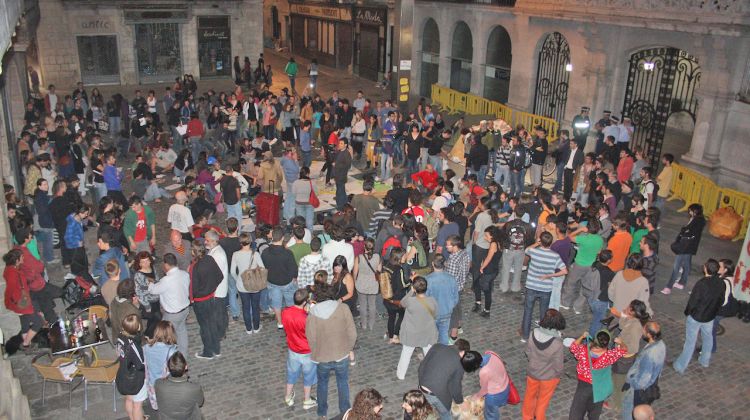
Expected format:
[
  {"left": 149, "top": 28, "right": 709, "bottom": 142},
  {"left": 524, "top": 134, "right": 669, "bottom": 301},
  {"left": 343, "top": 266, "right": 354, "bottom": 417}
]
[
  {"left": 31, "top": 351, "right": 82, "bottom": 409},
  {"left": 77, "top": 359, "right": 119, "bottom": 412}
]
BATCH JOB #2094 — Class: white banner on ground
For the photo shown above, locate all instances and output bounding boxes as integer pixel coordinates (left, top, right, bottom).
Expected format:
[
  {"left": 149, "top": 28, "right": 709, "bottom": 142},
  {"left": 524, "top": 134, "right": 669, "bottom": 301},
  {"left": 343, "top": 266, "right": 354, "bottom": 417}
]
[{"left": 733, "top": 222, "right": 750, "bottom": 303}]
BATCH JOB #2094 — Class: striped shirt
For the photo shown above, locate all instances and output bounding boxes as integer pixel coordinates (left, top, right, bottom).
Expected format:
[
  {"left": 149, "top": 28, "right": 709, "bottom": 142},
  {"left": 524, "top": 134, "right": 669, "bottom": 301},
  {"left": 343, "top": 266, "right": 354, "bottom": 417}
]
[{"left": 524, "top": 247, "right": 565, "bottom": 293}]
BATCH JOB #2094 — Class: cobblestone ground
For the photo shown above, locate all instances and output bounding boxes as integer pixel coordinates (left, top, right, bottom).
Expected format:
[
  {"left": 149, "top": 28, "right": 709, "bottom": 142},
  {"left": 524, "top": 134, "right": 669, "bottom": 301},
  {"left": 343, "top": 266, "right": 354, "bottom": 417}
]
[{"left": 8, "top": 50, "right": 750, "bottom": 419}]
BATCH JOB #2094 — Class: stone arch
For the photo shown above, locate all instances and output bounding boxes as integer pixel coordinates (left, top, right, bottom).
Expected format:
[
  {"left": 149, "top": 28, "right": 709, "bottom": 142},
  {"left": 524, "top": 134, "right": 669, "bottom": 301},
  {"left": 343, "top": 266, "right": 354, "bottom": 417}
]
[
  {"left": 450, "top": 21, "right": 472, "bottom": 93},
  {"left": 419, "top": 18, "right": 440, "bottom": 97},
  {"left": 484, "top": 25, "right": 512, "bottom": 103}
]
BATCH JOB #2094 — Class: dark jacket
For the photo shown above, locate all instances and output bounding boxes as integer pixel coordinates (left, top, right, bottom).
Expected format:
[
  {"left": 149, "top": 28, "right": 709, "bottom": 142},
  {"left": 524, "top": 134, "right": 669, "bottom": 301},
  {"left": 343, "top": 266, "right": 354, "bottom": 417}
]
[
  {"left": 468, "top": 142, "right": 489, "bottom": 171},
  {"left": 563, "top": 147, "right": 584, "bottom": 170},
  {"left": 189, "top": 256, "right": 222, "bottom": 300},
  {"left": 675, "top": 216, "right": 706, "bottom": 255},
  {"left": 418, "top": 344, "right": 465, "bottom": 410},
  {"left": 530, "top": 136, "right": 548, "bottom": 165},
  {"left": 261, "top": 244, "right": 298, "bottom": 286},
  {"left": 509, "top": 145, "right": 526, "bottom": 171},
  {"left": 155, "top": 376, "right": 205, "bottom": 420},
  {"left": 684, "top": 275, "right": 725, "bottom": 323},
  {"left": 34, "top": 190, "right": 54, "bottom": 228},
  {"left": 333, "top": 148, "right": 352, "bottom": 183}
]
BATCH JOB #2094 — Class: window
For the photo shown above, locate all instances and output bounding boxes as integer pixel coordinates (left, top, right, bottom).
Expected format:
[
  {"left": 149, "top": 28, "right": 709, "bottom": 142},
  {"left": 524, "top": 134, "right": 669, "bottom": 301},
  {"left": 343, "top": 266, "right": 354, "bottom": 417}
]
[{"left": 304, "top": 19, "right": 334, "bottom": 55}]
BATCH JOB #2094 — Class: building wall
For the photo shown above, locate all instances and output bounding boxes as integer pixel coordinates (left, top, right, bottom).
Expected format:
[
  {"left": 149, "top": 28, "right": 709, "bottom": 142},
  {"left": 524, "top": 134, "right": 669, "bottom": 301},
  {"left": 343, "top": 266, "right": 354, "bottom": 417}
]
[
  {"left": 37, "top": 0, "right": 263, "bottom": 88},
  {"left": 411, "top": 0, "right": 750, "bottom": 192}
]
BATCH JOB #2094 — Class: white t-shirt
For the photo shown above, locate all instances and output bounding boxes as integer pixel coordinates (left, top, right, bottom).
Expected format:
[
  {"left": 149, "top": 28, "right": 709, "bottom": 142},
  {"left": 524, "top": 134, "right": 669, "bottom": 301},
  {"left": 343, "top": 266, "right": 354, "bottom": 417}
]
[
  {"left": 285, "top": 228, "right": 312, "bottom": 248},
  {"left": 167, "top": 204, "right": 195, "bottom": 234},
  {"left": 208, "top": 246, "right": 229, "bottom": 298},
  {"left": 432, "top": 192, "right": 453, "bottom": 212},
  {"left": 321, "top": 240, "right": 355, "bottom": 272}
]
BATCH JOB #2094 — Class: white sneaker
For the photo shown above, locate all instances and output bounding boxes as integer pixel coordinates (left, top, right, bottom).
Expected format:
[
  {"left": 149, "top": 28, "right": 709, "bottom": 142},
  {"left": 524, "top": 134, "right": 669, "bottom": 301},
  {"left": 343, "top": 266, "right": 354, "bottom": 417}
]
[
  {"left": 253, "top": 325, "right": 263, "bottom": 334},
  {"left": 277, "top": 323, "right": 284, "bottom": 330},
  {"left": 285, "top": 390, "right": 295, "bottom": 407}
]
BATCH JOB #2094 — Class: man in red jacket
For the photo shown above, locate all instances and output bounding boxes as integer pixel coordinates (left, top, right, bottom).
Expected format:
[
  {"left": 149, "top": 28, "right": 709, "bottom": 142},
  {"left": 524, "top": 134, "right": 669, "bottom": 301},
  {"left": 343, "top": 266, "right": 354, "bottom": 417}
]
[
  {"left": 281, "top": 289, "right": 318, "bottom": 410},
  {"left": 186, "top": 113, "right": 205, "bottom": 162},
  {"left": 15, "top": 228, "right": 60, "bottom": 323},
  {"left": 411, "top": 163, "right": 439, "bottom": 192}
]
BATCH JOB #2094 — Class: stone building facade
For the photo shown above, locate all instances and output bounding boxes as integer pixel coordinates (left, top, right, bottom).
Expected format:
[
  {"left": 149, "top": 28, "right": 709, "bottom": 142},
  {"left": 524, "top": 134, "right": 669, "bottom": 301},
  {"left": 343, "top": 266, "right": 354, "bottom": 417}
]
[
  {"left": 409, "top": 0, "right": 750, "bottom": 191},
  {"left": 36, "top": 0, "right": 263, "bottom": 87}
]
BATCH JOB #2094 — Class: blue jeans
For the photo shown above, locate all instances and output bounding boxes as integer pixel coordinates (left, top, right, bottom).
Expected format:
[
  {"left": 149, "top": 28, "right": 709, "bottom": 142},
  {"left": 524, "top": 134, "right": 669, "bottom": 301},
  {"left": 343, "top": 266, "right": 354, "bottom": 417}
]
[
  {"left": 316, "top": 359, "right": 350, "bottom": 417},
  {"left": 301, "top": 150, "right": 312, "bottom": 168},
  {"left": 484, "top": 385, "right": 510, "bottom": 420},
  {"left": 108, "top": 116, "right": 121, "bottom": 138},
  {"left": 193, "top": 297, "right": 222, "bottom": 357},
  {"left": 170, "top": 126, "right": 183, "bottom": 152},
  {"left": 393, "top": 139, "right": 404, "bottom": 165},
  {"left": 226, "top": 275, "right": 240, "bottom": 319},
  {"left": 283, "top": 182, "right": 296, "bottom": 221},
  {"left": 189, "top": 137, "right": 202, "bottom": 162},
  {"left": 144, "top": 183, "right": 171, "bottom": 202},
  {"left": 428, "top": 155, "right": 443, "bottom": 176},
  {"left": 494, "top": 165, "right": 510, "bottom": 191},
  {"left": 522, "top": 288, "right": 551, "bottom": 339},
  {"left": 225, "top": 202, "right": 243, "bottom": 222},
  {"left": 287, "top": 350, "right": 317, "bottom": 387},
  {"left": 268, "top": 281, "right": 297, "bottom": 310},
  {"left": 380, "top": 154, "right": 391, "bottom": 180},
  {"left": 470, "top": 165, "right": 488, "bottom": 186},
  {"left": 295, "top": 203, "right": 314, "bottom": 231},
  {"left": 549, "top": 276, "right": 564, "bottom": 310},
  {"left": 424, "top": 393, "right": 451, "bottom": 420},
  {"left": 335, "top": 181, "right": 347, "bottom": 211},
  {"left": 553, "top": 161, "right": 565, "bottom": 192},
  {"left": 94, "top": 182, "right": 108, "bottom": 204},
  {"left": 259, "top": 288, "right": 270, "bottom": 312},
  {"left": 406, "top": 158, "right": 419, "bottom": 181},
  {"left": 668, "top": 254, "right": 692, "bottom": 288},
  {"left": 673, "top": 315, "right": 713, "bottom": 373},
  {"left": 289, "top": 75, "right": 296, "bottom": 91},
  {"left": 510, "top": 170, "right": 524, "bottom": 197},
  {"left": 588, "top": 298, "right": 610, "bottom": 338},
  {"left": 712, "top": 315, "right": 724, "bottom": 353},
  {"left": 239, "top": 291, "right": 261, "bottom": 331},
  {"left": 35, "top": 228, "right": 55, "bottom": 262},
  {"left": 436, "top": 315, "right": 451, "bottom": 345}
]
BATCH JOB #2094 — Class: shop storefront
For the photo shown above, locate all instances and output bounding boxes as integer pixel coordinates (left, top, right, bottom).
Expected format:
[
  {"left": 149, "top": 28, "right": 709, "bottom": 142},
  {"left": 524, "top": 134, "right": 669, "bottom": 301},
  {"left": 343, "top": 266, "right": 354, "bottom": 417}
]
[
  {"left": 197, "top": 16, "right": 231, "bottom": 78},
  {"left": 290, "top": 3, "right": 353, "bottom": 70},
  {"left": 74, "top": 19, "right": 121, "bottom": 85},
  {"left": 134, "top": 22, "right": 183, "bottom": 83},
  {"left": 354, "top": 6, "right": 387, "bottom": 81}
]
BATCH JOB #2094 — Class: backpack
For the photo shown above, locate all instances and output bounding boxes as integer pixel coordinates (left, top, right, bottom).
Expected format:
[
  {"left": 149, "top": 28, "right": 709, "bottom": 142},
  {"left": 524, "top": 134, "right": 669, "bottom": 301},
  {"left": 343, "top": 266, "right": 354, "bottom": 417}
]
[
  {"left": 410, "top": 238, "right": 428, "bottom": 269},
  {"left": 523, "top": 146, "right": 533, "bottom": 169},
  {"left": 379, "top": 267, "right": 394, "bottom": 300},
  {"left": 507, "top": 224, "right": 528, "bottom": 250},
  {"left": 644, "top": 180, "right": 660, "bottom": 199},
  {"left": 116, "top": 337, "right": 146, "bottom": 396},
  {"left": 382, "top": 235, "right": 401, "bottom": 257}
]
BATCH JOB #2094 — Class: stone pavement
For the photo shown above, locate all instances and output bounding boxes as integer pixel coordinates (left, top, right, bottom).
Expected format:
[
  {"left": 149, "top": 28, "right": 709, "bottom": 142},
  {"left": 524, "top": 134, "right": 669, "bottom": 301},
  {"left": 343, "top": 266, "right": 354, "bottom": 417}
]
[{"left": 7, "top": 50, "right": 750, "bottom": 419}]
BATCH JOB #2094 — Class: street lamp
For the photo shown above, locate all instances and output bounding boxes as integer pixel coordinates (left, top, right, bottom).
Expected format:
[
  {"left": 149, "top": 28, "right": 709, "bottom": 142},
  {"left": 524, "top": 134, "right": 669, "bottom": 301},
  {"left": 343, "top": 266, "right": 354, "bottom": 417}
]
[
  {"left": 565, "top": 63, "right": 573, "bottom": 72},
  {"left": 643, "top": 61, "right": 655, "bottom": 71}
]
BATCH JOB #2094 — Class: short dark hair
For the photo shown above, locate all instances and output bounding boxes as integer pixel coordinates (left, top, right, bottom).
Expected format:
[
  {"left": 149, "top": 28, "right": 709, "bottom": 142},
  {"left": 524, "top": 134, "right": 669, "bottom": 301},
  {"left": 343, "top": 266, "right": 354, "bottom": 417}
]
[
  {"left": 128, "top": 195, "right": 142, "bottom": 207},
  {"left": 662, "top": 153, "right": 674, "bottom": 164},
  {"left": 461, "top": 351, "right": 483, "bottom": 373},
  {"left": 540, "top": 231, "right": 553, "bottom": 247},
  {"left": 293, "top": 226, "right": 306, "bottom": 240},
  {"left": 271, "top": 226, "right": 285, "bottom": 242},
  {"left": 432, "top": 254, "right": 445, "bottom": 270},
  {"left": 412, "top": 276, "right": 427, "bottom": 294},
  {"left": 163, "top": 253, "right": 178, "bottom": 267},
  {"left": 226, "top": 217, "right": 238, "bottom": 234},
  {"left": 117, "top": 278, "right": 137, "bottom": 299},
  {"left": 454, "top": 338, "right": 470, "bottom": 353},
  {"left": 598, "top": 249, "right": 613, "bottom": 264},
  {"left": 705, "top": 258, "right": 720, "bottom": 275},
  {"left": 167, "top": 352, "right": 188, "bottom": 377},
  {"left": 293, "top": 288, "right": 309, "bottom": 306},
  {"left": 446, "top": 235, "right": 463, "bottom": 249},
  {"left": 440, "top": 206, "right": 455, "bottom": 222},
  {"left": 539, "top": 309, "right": 566, "bottom": 331},
  {"left": 626, "top": 253, "right": 644, "bottom": 271},
  {"left": 363, "top": 179, "right": 374, "bottom": 192},
  {"left": 310, "top": 237, "right": 322, "bottom": 252}
]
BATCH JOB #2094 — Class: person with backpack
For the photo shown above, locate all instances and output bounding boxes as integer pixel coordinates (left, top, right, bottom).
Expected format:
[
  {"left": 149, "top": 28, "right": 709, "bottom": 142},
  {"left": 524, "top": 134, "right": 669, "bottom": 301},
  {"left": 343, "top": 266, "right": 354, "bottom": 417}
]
[
  {"left": 375, "top": 214, "right": 408, "bottom": 260},
  {"left": 499, "top": 206, "right": 534, "bottom": 293},
  {"left": 509, "top": 135, "right": 527, "bottom": 197},
  {"left": 638, "top": 167, "right": 658, "bottom": 209},
  {"left": 117, "top": 313, "right": 147, "bottom": 420},
  {"left": 382, "top": 247, "right": 412, "bottom": 344},
  {"left": 568, "top": 329, "right": 627, "bottom": 420}
]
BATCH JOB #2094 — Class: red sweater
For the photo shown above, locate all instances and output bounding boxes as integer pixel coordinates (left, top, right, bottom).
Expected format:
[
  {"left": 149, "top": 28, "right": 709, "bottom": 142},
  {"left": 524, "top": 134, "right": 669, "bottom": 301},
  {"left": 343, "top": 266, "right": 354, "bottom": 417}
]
[
  {"left": 15, "top": 246, "right": 46, "bottom": 292},
  {"left": 281, "top": 306, "right": 311, "bottom": 354},
  {"left": 617, "top": 157, "right": 634, "bottom": 183},
  {"left": 570, "top": 342, "right": 626, "bottom": 383},
  {"left": 186, "top": 119, "right": 205, "bottom": 138},
  {"left": 3, "top": 265, "right": 34, "bottom": 315},
  {"left": 411, "top": 169, "right": 439, "bottom": 190}
]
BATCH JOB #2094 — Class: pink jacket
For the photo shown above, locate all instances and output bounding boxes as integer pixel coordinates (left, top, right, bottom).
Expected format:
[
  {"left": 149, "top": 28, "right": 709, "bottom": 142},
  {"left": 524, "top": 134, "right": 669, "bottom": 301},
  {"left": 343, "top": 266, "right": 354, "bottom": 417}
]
[{"left": 475, "top": 351, "right": 509, "bottom": 398}]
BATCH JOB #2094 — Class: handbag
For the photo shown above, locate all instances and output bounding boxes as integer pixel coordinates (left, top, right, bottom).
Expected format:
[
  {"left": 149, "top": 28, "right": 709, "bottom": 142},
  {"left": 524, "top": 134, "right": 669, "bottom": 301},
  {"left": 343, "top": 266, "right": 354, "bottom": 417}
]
[
  {"left": 486, "top": 351, "right": 520, "bottom": 405},
  {"left": 634, "top": 377, "right": 661, "bottom": 405},
  {"left": 588, "top": 347, "right": 614, "bottom": 403},
  {"left": 15, "top": 272, "right": 32, "bottom": 310},
  {"left": 240, "top": 251, "right": 268, "bottom": 293},
  {"left": 308, "top": 180, "right": 320, "bottom": 208}
]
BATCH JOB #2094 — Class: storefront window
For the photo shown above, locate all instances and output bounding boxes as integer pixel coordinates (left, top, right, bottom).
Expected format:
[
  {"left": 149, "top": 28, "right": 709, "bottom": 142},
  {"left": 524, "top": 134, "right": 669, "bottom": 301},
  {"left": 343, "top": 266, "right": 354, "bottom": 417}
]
[
  {"left": 135, "top": 22, "right": 182, "bottom": 81},
  {"left": 77, "top": 35, "right": 120, "bottom": 84},
  {"left": 198, "top": 16, "right": 231, "bottom": 78}
]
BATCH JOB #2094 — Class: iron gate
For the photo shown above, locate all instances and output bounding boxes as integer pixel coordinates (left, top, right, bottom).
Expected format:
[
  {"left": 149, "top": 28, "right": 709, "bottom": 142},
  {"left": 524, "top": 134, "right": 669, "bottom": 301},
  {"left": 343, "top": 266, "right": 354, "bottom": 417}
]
[
  {"left": 533, "top": 32, "right": 570, "bottom": 123},
  {"left": 622, "top": 47, "right": 701, "bottom": 166}
]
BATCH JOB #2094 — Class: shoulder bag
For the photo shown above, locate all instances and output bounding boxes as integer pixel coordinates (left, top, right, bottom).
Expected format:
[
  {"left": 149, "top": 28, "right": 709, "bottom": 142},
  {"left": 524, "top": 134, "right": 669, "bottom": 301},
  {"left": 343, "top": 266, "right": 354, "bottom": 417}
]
[
  {"left": 15, "top": 271, "right": 32, "bottom": 310},
  {"left": 241, "top": 251, "right": 268, "bottom": 293},
  {"left": 486, "top": 351, "right": 520, "bottom": 405},
  {"left": 416, "top": 295, "right": 435, "bottom": 319},
  {"left": 309, "top": 180, "right": 320, "bottom": 208}
]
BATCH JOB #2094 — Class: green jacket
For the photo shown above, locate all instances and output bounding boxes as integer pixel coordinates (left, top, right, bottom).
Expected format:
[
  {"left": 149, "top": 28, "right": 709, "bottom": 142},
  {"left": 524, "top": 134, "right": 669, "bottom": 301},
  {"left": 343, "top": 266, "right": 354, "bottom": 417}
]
[
  {"left": 285, "top": 61, "right": 298, "bottom": 77},
  {"left": 123, "top": 205, "right": 156, "bottom": 243}
]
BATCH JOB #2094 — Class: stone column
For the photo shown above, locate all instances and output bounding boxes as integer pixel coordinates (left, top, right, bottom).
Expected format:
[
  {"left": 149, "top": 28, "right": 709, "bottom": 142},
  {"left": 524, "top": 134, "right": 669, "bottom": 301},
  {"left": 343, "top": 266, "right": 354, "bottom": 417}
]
[
  {"left": 682, "top": 89, "right": 731, "bottom": 169},
  {"left": 470, "top": 25, "right": 486, "bottom": 96},
  {"left": 437, "top": 13, "right": 452, "bottom": 88}
]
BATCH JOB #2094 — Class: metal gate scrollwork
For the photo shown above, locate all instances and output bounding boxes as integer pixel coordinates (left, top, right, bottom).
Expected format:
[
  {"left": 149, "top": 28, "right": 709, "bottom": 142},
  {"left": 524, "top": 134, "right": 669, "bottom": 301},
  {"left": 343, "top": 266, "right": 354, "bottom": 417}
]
[
  {"left": 622, "top": 47, "right": 701, "bottom": 166},
  {"left": 533, "top": 32, "right": 570, "bottom": 123}
]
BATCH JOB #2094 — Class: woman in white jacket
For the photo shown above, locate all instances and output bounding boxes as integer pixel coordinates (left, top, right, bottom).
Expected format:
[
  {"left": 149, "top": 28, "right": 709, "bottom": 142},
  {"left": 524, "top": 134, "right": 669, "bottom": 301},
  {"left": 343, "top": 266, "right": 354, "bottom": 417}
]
[{"left": 230, "top": 233, "right": 266, "bottom": 334}]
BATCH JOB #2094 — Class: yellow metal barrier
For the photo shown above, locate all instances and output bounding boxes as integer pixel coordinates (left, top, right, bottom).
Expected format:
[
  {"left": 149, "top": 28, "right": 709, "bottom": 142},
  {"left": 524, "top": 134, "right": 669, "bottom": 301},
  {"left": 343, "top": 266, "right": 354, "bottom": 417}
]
[
  {"left": 430, "top": 84, "right": 559, "bottom": 143},
  {"left": 669, "top": 163, "right": 750, "bottom": 241}
]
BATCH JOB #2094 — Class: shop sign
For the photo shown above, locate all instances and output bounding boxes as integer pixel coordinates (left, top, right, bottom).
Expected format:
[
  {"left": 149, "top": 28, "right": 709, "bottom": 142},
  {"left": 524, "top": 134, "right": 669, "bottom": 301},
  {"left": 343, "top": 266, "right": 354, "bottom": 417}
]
[
  {"left": 199, "top": 29, "right": 229, "bottom": 41},
  {"left": 79, "top": 19, "right": 114, "bottom": 32},
  {"left": 291, "top": 4, "right": 352, "bottom": 21},
  {"left": 355, "top": 8, "right": 385, "bottom": 25}
]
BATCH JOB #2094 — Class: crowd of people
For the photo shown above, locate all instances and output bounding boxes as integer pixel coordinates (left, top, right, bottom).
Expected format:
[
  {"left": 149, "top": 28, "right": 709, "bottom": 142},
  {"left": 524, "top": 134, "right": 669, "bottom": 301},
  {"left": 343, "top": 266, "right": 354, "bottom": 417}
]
[{"left": 3, "top": 58, "right": 743, "bottom": 420}]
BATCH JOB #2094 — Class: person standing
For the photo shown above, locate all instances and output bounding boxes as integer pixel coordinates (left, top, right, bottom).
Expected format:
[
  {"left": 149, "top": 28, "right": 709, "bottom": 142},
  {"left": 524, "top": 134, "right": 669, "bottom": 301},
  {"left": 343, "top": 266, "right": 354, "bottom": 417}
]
[
  {"left": 281, "top": 148, "right": 300, "bottom": 222},
  {"left": 306, "top": 282, "right": 357, "bottom": 419},
  {"left": 189, "top": 240, "right": 224, "bottom": 360},
  {"left": 204, "top": 231, "right": 229, "bottom": 338},
  {"left": 261, "top": 227, "right": 299, "bottom": 329},
  {"left": 520, "top": 232, "right": 568, "bottom": 342},
  {"left": 219, "top": 164, "right": 242, "bottom": 222},
  {"left": 123, "top": 196, "right": 156, "bottom": 254},
  {"left": 396, "top": 277, "right": 438, "bottom": 380},
  {"left": 353, "top": 238, "right": 381, "bottom": 331},
  {"left": 284, "top": 57, "right": 298, "bottom": 93},
  {"left": 572, "top": 107, "right": 591, "bottom": 151},
  {"left": 562, "top": 138, "right": 584, "bottom": 201},
  {"left": 155, "top": 352, "right": 205, "bottom": 420},
  {"left": 445, "top": 235, "right": 470, "bottom": 343},
  {"left": 470, "top": 197, "right": 493, "bottom": 307},
  {"left": 662, "top": 203, "right": 705, "bottom": 295},
  {"left": 417, "top": 340, "right": 482, "bottom": 420},
  {"left": 622, "top": 321, "right": 665, "bottom": 420},
  {"left": 148, "top": 253, "right": 190, "bottom": 356},
  {"left": 64, "top": 205, "right": 90, "bottom": 276},
  {"left": 351, "top": 178, "right": 381, "bottom": 234},
  {"left": 529, "top": 126, "right": 549, "bottom": 189},
  {"left": 673, "top": 259, "right": 725, "bottom": 374},
  {"left": 475, "top": 227, "right": 502, "bottom": 317},
  {"left": 333, "top": 139, "right": 352, "bottom": 211},
  {"left": 167, "top": 191, "right": 194, "bottom": 241},
  {"left": 282, "top": 288, "right": 318, "bottom": 410},
  {"left": 426, "top": 255, "right": 459, "bottom": 345},
  {"left": 499, "top": 206, "right": 534, "bottom": 293},
  {"left": 508, "top": 135, "right": 527, "bottom": 197},
  {"left": 522, "top": 309, "right": 566, "bottom": 420},
  {"left": 561, "top": 218, "right": 604, "bottom": 314}
]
